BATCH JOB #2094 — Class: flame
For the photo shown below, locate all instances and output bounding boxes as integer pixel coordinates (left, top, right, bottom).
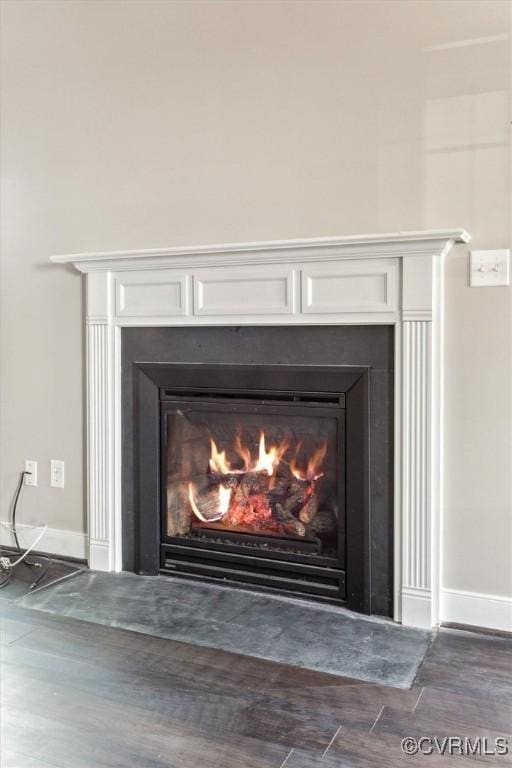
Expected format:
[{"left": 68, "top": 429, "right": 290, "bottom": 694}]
[
  {"left": 209, "top": 432, "right": 288, "bottom": 477},
  {"left": 253, "top": 432, "right": 288, "bottom": 477},
  {"left": 188, "top": 481, "right": 231, "bottom": 522},
  {"left": 290, "top": 440, "right": 327, "bottom": 481},
  {"left": 209, "top": 438, "right": 231, "bottom": 474},
  {"left": 234, "top": 433, "right": 251, "bottom": 472}
]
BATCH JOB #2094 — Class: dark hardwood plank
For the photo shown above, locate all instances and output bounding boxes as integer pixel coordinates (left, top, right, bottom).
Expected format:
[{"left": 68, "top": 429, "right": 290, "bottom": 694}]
[
  {"left": 1, "top": 597, "right": 511, "bottom": 768},
  {"left": 414, "top": 686, "right": 512, "bottom": 734},
  {"left": 1, "top": 651, "right": 335, "bottom": 753},
  {"left": 416, "top": 628, "right": 512, "bottom": 703},
  {"left": 288, "top": 725, "right": 510, "bottom": 768},
  {"left": 1, "top": 701, "right": 288, "bottom": 768},
  {"left": 372, "top": 705, "right": 512, "bottom": 766}
]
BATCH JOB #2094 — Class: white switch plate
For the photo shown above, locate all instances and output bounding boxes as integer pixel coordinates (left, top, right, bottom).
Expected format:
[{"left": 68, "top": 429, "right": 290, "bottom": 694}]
[
  {"left": 470, "top": 249, "right": 510, "bottom": 287},
  {"left": 25, "top": 460, "right": 37, "bottom": 486},
  {"left": 50, "top": 459, "right": 65, "bottom": 488}
]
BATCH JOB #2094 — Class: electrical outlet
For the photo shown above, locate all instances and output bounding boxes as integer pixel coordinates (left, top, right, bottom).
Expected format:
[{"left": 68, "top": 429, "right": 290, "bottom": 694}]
[
  {"left": 50, "top": 459, "right": 65, "bottom": 488},
  {"left": 25, "top": 460, "right": 37, "bottom": 486}
]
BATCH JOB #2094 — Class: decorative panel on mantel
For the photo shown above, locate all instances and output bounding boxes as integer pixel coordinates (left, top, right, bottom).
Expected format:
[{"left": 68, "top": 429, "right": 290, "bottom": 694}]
[
  {"left": 301, "top": 259, "right": 397, "bottom": 315},
  {"left": 116, "top": 271, "right": 188, "bottom": 317},
  {"left": 193, "top": 267, "right": 295, "bottom": 316}
]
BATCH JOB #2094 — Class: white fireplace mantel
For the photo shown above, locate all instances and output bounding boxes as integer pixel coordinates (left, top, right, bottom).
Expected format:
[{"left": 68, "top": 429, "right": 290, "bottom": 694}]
[{"left": 51, "top": 228, "right": 471, "bottom": 628}]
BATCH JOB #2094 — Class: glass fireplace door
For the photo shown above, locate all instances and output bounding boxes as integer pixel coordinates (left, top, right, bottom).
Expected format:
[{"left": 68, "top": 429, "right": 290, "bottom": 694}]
[{"left": 161, "top": 395, "right": 344, "bottom": 566}]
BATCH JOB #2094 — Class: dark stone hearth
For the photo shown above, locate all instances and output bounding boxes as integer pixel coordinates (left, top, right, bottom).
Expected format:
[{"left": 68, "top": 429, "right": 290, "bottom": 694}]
[{"left": 19, "top": 571, "right": 428, "bottom": 688}]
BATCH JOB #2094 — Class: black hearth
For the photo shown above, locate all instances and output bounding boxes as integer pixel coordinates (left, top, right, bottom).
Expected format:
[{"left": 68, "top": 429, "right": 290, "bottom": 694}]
[{"left": 123, "top": 326, "right": 394, "bottom": 616}]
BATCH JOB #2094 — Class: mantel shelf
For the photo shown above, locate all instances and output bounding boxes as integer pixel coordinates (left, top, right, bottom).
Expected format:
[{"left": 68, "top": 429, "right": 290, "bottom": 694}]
[{"left": 51, "top": 229, "right": 470, "bottom": 272}]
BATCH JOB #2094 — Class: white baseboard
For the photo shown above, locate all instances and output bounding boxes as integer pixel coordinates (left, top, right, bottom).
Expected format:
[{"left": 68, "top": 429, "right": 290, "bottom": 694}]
[
  {"left": 441, "top": 588, "right": 512, "bottom": 633},
  {"left": 89, "top": 540, "right": 111, "bottom": 571},
  {"left": 0, "top": 521, "right": 87, "bottom": 561},
  {"left": 401, "top": 586, "right": 432, "bottom": 629}
]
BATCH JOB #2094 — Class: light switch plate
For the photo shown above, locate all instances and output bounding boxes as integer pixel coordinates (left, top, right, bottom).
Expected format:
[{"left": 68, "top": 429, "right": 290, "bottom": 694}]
[{"left": 470, "top": 249, "right": 510, "bottom": 287}]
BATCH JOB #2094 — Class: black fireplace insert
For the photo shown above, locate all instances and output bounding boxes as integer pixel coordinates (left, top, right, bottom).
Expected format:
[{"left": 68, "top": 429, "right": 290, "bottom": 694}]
[{"left": 134, "top": 362, "right": 370, "bottom": 610}]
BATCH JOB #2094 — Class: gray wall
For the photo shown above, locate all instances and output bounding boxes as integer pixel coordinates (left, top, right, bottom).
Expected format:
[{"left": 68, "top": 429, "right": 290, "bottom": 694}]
[{"left": 1, "top": 0, "right": 510, "bottom": 599}]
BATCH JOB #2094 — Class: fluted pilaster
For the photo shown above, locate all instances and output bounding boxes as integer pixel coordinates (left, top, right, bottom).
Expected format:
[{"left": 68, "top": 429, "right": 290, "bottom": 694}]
[
  {"left": 401, "top": 319, "right": 432, "bottom": 625},
  {"left": 86, "top": 319, "right": 112, "bottom": 570}
]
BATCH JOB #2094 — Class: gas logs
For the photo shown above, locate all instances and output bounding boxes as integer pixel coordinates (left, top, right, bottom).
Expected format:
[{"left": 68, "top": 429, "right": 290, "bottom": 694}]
[{"left": 185, "top": 432, "right": 328, "bottom": 539}]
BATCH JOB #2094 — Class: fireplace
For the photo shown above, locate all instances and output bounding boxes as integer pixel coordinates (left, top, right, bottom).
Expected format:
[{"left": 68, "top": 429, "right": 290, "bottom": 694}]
[
  {"left": 52, "top": 229, "right": 470, "bottom": 627},
  {"left": 126, "top": 327, "right": 389, "bottom": 615}
]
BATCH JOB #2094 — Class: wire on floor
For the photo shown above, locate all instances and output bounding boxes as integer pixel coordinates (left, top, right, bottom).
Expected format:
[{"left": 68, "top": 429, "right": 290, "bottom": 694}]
[{"left": 0, "top": 470, "right": 54, "bottom": 590}]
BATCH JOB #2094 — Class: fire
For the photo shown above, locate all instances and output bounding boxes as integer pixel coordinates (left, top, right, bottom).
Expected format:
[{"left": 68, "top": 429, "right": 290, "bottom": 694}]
[
  {"left": 234, "top": 433, "right": 251, "bottom": 472},
  {"left": 290, "top": 440, "right": 327, "bottom": 481},
  {"left": 208, "top": 438, "right": 231, "bottom": 474},
  {"left": 253, "top": 432, "right": 289, "bottom": 477},
  {"left": 209, "top": 432, "right": 288, "bottom": 477},
  {"left": 187, "top": 431, "right": 328, "bottom": 537}
]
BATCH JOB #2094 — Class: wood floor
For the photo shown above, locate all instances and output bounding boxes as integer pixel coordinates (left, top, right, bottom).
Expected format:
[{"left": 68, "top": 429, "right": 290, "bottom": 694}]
[{"left": 1, "top": 572, "right": 511, "bottom": 767}]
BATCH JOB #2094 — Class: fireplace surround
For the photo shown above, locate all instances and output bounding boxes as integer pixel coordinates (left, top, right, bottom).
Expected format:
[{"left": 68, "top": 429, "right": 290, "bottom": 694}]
[
  {"left": 51, "top": 228, "right": 470, "bottom": 628},
  {"left": 123, "top": 326, "right": 394, "bottom": 615}
]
